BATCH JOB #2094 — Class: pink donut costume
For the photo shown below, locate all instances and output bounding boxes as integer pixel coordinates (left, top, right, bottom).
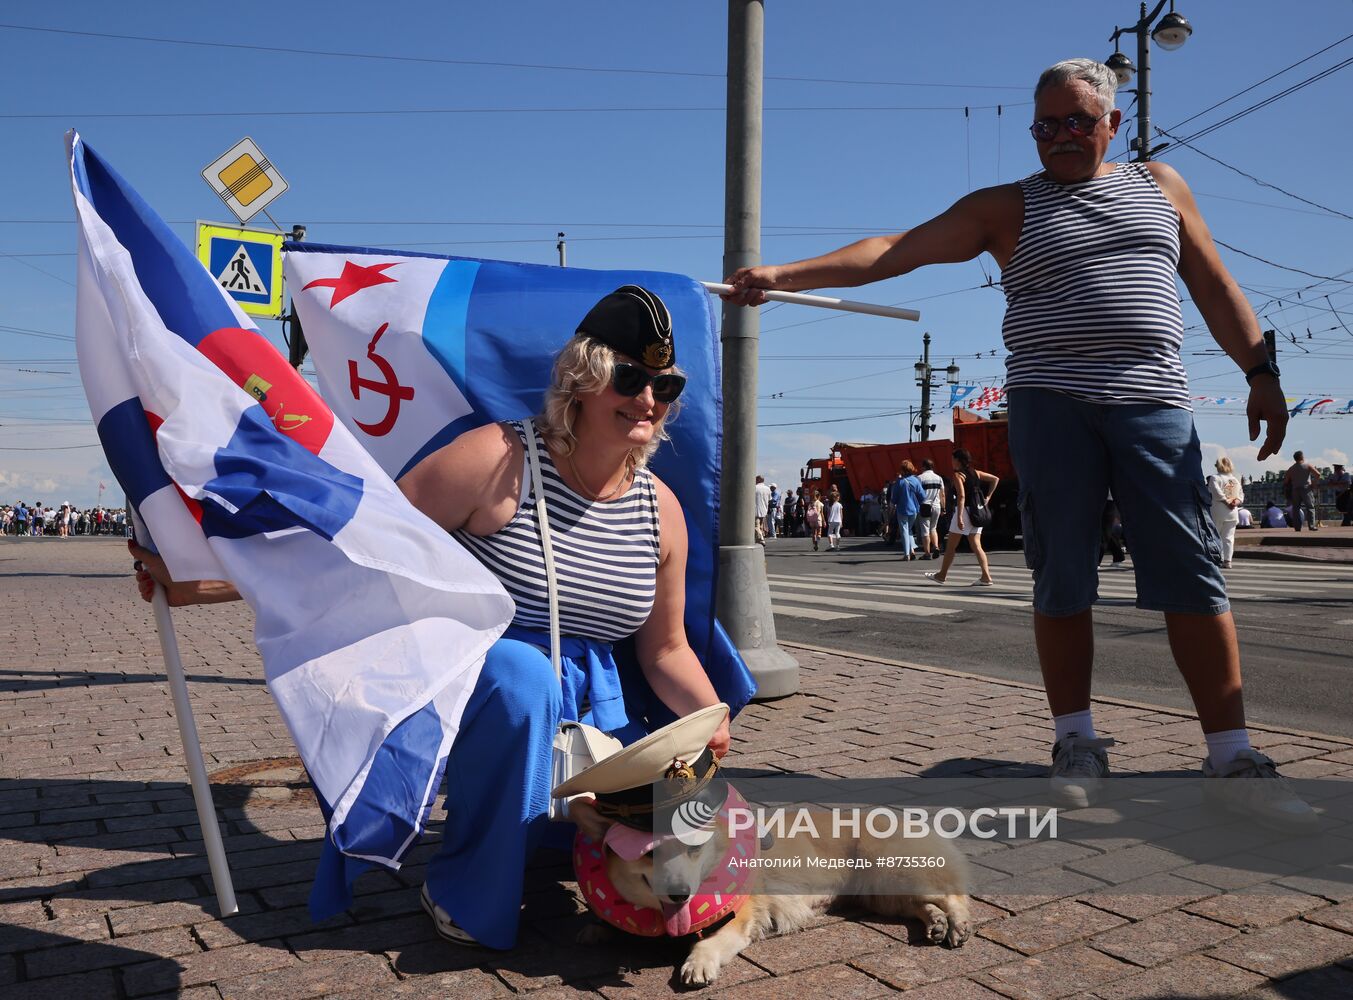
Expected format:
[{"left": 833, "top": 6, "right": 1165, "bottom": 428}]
[{"left": 573, "top": 785, "right": 757, "bottom": 937}]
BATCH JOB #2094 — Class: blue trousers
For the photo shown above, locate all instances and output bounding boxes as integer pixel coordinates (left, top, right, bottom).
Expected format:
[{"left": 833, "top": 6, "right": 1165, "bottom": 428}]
[
  {"left": 423, "top": 637, "right": 561, "bottom": 948},
  {"left": 1007, "top": 388, "right": 1228, "bottom": 617},
  {"left": 310, "top": 631, "right": 645, "bottom": 949}
]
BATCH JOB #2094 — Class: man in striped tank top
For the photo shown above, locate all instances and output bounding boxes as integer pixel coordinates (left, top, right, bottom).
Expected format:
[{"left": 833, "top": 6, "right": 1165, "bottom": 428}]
[{"left": 724, "top": 59, "right": 1314, "bottom": 829}]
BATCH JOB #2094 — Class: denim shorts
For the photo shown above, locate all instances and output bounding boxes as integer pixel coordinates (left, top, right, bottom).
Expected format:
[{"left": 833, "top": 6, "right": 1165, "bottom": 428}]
[{"left": 1007, "top": 388, "right": 1229, "bottom": 617}]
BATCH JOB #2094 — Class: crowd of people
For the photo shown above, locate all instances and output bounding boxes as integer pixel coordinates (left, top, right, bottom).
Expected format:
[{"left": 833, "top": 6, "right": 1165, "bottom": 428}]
[
  {"left": 2, "top": 502, "right": 130, "bottom": 537},
  {"left": 755, "top": 479, "right": 844, "bottom": 551}
]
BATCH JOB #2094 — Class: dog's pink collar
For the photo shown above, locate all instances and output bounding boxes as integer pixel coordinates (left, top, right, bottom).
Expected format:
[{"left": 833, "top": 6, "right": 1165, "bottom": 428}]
[{"left": 573, "top": 785, "right": 757, "bottom": 937}]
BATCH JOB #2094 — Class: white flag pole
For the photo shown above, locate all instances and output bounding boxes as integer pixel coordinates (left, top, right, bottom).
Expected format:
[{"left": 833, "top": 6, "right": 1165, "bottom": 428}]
[
  {"left": 150, "top": 585, "right": 239, "bottom": 916},
  {"left": 134, "top": 508, "right": 239, "bottom": 917},
  {"left": 701, "top": 282, "right": 921, "bottom": 322}
]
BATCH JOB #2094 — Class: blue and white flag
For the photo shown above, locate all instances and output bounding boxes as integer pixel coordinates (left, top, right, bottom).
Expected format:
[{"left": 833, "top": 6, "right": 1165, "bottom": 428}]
[
  {"left": 68, "top": 132, "right": 515, "bottom": 870},
  {"left": 948, "top": 384, "right": 978, "bottom": 409},
  {"left": 284, "top": 244, "right": 756, "bottom": 722}
]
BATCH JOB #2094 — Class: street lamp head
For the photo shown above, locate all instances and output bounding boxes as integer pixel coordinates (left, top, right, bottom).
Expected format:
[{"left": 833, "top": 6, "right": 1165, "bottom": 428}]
[
  {"left": 914, "top": 360, "right": 927, "bottom": 379},
  {"left": 1151, "top": 8, "right": 1192, "bottom": 50},
  {"left": 945, "top": 362, "right": 961, "bottom": 384},
  {"left": 1105, "top": 50, "right": 1136, "bottom": 86}
]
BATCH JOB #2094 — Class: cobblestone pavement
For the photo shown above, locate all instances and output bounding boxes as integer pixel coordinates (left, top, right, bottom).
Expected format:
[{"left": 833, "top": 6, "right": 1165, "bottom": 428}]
[{"left": 3, "top": 537, "right": 1353, "bottom": 998}]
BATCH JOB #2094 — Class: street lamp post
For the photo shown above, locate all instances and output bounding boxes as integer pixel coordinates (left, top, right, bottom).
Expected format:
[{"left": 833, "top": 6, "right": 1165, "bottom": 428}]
[
  {"left": 1106, "top": 1, "right": 1193, "bottom": 161},
  {"left": 913, "top": 332, "right": 960, "bottom": 443}
]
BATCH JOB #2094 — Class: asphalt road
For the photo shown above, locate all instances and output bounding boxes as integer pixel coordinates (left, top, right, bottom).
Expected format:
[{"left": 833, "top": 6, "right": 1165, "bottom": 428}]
[{"left": 764, "top": 535, "right": 1353, "bottom": 741}]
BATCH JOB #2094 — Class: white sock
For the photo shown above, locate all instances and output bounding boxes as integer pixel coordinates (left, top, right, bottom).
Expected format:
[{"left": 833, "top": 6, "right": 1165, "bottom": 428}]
[
  {"left": 1053, "top": 710, "right": 1096, "bottom": 744},
  {"left": 1205, "top": 728, "right": 1252, "bottom": 769}
]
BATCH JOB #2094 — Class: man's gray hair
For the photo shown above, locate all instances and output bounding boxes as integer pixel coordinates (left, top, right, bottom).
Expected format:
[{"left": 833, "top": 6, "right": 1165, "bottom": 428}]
[{"left": 1035, "top": 58, "right": 1118, "bottom": 114}]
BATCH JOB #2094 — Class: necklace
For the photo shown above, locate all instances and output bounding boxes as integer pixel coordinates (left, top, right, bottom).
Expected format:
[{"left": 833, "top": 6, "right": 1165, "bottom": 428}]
[{"left": 566, "top": 452, "right": 630, "bottom": 502}]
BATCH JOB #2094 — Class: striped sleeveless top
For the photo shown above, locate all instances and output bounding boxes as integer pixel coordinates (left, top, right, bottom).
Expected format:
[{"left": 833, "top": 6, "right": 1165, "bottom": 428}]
[
  {"left": 1000, "top": 163, "right": 1190, "bottom": 409},
  {"left": 454, "top": 421, "right": 661, "bottom": 642}
]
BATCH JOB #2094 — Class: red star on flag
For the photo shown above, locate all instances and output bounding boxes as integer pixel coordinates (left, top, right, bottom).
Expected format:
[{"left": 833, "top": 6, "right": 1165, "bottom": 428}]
[{"left": 303, "top": 261, "right": 400, "bottom": 309}]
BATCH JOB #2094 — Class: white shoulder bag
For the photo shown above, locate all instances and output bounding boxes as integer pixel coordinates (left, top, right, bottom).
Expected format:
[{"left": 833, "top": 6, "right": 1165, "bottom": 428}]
[{"left": 523, "top": 419, "right": 622, "bottom": 821}]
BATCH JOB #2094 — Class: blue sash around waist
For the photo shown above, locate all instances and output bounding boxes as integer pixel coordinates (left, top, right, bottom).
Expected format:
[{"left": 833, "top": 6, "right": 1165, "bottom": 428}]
[{"left": 502, "top": 623, "right": 629, "bottom": 734}]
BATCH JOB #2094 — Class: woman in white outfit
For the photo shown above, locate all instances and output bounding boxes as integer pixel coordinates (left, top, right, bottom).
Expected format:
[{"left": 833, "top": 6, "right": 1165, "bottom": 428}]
[
  {"left": 1207, "top": 456, "right": 1244, "bottom": 569},
  {"left": 826, "top": 487, "right": 844, "bottom": 551}
]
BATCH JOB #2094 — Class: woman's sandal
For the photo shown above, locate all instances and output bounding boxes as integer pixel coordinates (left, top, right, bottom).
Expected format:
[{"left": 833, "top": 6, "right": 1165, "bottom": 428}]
[{"left": 421, "top": 884, "right": 484, "bottom": 947}]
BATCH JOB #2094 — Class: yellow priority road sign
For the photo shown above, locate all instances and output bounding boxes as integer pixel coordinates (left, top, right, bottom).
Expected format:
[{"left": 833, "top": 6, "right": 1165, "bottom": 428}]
[
  {"left": 196, "top": 222, "right": 285, "bottom": 319},
  {"left": 202, "top": 137, "right": 289, "bottom": 224}
]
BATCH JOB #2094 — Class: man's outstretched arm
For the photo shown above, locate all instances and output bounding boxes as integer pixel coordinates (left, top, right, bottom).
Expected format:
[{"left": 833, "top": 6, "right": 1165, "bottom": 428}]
[{"left": 722, "top": 185, "right": 1016, "bottom": 305}]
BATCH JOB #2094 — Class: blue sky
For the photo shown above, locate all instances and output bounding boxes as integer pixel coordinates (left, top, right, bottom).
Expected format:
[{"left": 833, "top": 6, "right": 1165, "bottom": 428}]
[{"left": 3, "top": 1, "right": 1352, "bottom": 506}]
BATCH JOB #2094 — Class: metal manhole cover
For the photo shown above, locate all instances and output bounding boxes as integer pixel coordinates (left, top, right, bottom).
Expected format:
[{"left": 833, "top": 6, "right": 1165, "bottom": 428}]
[{"left": 209, "top": 756, "right": 316, "bottom": 809}]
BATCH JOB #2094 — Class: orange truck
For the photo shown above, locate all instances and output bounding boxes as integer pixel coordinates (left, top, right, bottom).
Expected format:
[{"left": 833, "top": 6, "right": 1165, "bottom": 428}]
[{"left": 798, "top": 409, "right": 1020, "bottom": 545}]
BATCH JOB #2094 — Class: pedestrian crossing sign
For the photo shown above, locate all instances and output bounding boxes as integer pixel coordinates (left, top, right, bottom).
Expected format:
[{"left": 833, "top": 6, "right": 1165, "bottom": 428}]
[{"left": 195, "top": 222, "right": 285, "bottom": 319}]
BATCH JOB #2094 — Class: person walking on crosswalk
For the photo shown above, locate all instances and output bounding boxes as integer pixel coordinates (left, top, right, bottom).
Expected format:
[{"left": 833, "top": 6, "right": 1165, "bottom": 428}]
[
  {"left": 825, "top": 486, "right": 844, "bottom": 552},
  {"left": 890, "top": 461, "right": 925, "bottom": 560},
  {"left": 722, "top": 58, "right": 1313, "bottom": 830},
  {"left": 806, "top": 489, "right": 824, "bottom": 551},
  {"left": 924, "top": 449, "right": 996, "bottom": 586},
  {"left": 917, "top": 459, "right": 946, "bottom": 558}
]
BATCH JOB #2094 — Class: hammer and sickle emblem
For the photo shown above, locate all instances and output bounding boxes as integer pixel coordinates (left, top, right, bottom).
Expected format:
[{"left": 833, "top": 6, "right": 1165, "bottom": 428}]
[{"left": 347, "top": 323, "right": 415, "bottom": 437}]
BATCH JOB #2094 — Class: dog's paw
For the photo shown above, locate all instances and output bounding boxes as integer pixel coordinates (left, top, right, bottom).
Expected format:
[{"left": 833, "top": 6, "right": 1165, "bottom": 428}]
[
  {"left": 921, "top": 903, "right": 949, "bottom": 944},
  {"left": 680, "top": 948, "right": 724, "bottom": 987},
  {"left": 944, "top": 915, "right": 972, "bottom": 948},
  {"left": 576, "top": 921, "right": 616, "bottom": 946}
]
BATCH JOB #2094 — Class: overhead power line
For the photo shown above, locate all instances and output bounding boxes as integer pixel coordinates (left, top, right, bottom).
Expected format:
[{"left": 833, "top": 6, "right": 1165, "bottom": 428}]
[
  {"left": 1161, "top": 132, "right": 1353, "bottom": 223},
  {"left": 0, "top": 23, "right": 1026, "bottom": 90},
  {"left": 0, "top": 443, "right": 99, "bottom": 450},
  {"left": 758, "top": 408, "right": 911, "bottom": 428},
  {"left": 1212, "top": 239, "right": 1353, "bottom": 283},
  {"left": 0, "top": 324, "right": 74, "bottom": 342},
  {"left": 1162, "top": 54, "right": 1353, "bottom": 149},
  {"left": 5, "top": 102, "right": 1026, "bottom": 120},
  {"left": 1166, "top": 31, "right": 1353, "bottom": 134}
]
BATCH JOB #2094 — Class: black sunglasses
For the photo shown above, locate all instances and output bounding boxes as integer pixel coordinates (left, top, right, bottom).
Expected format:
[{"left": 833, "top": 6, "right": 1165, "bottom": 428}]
[
  {"left": 1029, "top": 111, "right": 1109, "bottom": 143},
  {"left": 611, "top": 362, "right": 686, "bottom": 403}
]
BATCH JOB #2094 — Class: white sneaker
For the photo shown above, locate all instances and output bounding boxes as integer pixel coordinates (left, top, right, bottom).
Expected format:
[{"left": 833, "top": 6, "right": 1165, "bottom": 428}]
[
  {"left": 421, "top": 884, "right": 483, "bottom": 947},
  {"left": 1049, "top": 734, "right": 1116, "bottom": 808},
  {"left": 924, "top": 571, "right": 945, "bottom": 585},
  {"left": 1202, "top": 749, "right": 1318, "bottom": 832}
]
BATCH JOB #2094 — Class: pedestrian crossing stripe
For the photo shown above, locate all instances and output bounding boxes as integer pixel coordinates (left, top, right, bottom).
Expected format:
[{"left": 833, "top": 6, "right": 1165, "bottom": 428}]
[
  {"left": 195, "top": 222, "right": 285, "bottom": 319},
  {"left": 769, "top": 562, "right": 1352, "bottom": 617},
  {"left": 771, "top": 604, "right": 865, "bottom": 621}
]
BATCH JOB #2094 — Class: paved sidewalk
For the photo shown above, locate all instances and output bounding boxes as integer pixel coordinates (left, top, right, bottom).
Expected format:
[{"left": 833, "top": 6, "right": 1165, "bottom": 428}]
[
  {"left": 1232, "top": 524, "right": 1353, "bottom": 563},
  {"left": 3, "top": 538, "right": 1353, "bottom": 999}
]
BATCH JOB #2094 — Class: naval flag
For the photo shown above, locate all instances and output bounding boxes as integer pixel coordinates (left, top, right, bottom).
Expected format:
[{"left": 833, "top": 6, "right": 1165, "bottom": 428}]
[
  {"left": 68, "top": 133, "right": 515, "bottom": 873},
  {"left": 284, "top": 244, "right": 757, "bottom": 723}
]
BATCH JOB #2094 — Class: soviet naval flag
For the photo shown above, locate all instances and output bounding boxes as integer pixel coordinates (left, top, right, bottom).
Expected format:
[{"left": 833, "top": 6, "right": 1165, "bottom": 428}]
[
  {"left": 284, "top": 244, "right": 757, "bottom": 724},
  {"left": 67, "top": 132, "right": 515, "bottom": 873}
]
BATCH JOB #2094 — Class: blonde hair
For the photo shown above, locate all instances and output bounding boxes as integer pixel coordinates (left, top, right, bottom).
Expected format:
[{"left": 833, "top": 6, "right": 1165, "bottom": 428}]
[
  {"left": 1215, "top": 456, "right": 1234, "bottom": 474},
  {"left": 536, "top": 336, "right": 683, "bottom": 469}
]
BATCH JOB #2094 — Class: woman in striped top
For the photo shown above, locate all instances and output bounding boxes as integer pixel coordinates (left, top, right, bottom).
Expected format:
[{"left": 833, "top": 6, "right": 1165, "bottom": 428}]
[
  {"left": 133, "top": 286, "right": 731, "bottom": 950},
  {"left": 399, "top": 285, "right": 729, "bottom": 949}
]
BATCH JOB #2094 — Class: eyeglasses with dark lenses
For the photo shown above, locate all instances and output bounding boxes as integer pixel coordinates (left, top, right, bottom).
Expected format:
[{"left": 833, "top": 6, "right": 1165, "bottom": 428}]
[
  {"left": 612, "top": 363, "right": 686, "bottom": 403},
  {"left": 1028, "top": 112, "right": 1109, "bottom": 143}
]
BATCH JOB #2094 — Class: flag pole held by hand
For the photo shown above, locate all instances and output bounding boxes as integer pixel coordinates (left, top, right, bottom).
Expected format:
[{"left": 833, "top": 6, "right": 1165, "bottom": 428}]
[
  {"left": 701, "top": 282, "right": 921, "bottom": 323},
  {"left": 136, "top": 516, "right": 239, "bottom": 917}
]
